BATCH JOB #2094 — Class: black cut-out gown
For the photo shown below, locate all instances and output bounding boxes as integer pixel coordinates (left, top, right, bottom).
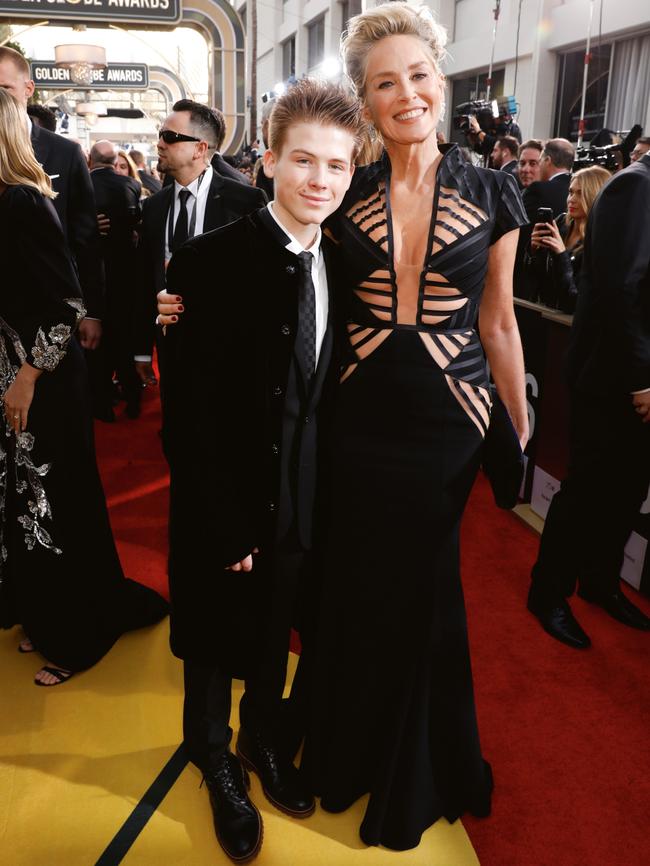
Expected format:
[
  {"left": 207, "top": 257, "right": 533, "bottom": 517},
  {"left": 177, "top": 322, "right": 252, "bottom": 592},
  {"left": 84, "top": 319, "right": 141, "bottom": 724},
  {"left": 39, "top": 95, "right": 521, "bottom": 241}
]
[{"left": 303, "top": 146, "right": 527, "bottom": 849}]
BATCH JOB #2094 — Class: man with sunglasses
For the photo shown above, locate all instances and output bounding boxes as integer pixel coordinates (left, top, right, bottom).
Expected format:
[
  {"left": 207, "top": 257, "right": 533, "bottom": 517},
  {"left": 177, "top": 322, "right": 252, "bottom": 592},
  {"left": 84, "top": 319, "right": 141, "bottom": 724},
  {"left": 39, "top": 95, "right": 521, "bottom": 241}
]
[{"left": 133, "top": 100, "right": 266, "bottom": 386}]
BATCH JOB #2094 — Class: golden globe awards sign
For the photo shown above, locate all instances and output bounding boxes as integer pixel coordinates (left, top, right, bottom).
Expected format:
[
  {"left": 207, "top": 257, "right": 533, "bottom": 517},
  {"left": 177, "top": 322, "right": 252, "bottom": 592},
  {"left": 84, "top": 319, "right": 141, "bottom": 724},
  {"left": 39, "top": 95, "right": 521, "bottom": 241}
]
[
  {"left": 0, "top": 0, "right": 181, "bottom": 25},
  {"left": 31, "top": 60, "right": 149, "bottom": 89}
]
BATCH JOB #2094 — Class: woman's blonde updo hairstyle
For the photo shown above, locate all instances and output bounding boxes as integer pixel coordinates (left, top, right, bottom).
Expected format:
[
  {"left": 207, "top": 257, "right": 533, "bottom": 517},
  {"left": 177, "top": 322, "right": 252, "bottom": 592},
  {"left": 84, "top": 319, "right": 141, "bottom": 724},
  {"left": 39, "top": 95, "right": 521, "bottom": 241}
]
[{"left": 341, "top": 2, "right": 448, "bottom": 100}]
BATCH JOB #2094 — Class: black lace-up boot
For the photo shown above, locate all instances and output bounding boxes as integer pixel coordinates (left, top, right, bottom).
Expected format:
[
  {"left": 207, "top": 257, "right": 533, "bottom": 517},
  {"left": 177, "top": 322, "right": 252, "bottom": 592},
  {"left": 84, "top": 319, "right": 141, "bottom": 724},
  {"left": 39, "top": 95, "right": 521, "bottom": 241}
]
[
  {"left": 203, "top": 750, "right": 263, "bottom": 863},
  {"left": 236, "top": 727, "right": 315, "bottom": 818}
]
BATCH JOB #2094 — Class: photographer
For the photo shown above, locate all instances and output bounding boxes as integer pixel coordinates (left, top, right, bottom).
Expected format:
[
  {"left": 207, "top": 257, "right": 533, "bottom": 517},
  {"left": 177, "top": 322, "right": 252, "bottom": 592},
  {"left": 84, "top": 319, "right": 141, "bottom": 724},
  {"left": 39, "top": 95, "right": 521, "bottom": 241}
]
[
  {"left": 529, "top": 166, "right": 610, "bottom": 311},
  {"left": 466, "top": 108, "right": 522, "bottom": 166}
]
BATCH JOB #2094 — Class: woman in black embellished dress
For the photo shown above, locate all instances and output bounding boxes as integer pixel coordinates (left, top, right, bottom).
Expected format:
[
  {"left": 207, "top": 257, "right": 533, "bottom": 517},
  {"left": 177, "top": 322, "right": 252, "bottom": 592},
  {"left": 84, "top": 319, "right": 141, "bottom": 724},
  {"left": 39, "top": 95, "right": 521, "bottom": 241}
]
[
  {"left": 300, "top": 3, "right": 529, "bottom": 850},
  {"left": 0, "top": 89, "right": 167, "bottom": 685}
]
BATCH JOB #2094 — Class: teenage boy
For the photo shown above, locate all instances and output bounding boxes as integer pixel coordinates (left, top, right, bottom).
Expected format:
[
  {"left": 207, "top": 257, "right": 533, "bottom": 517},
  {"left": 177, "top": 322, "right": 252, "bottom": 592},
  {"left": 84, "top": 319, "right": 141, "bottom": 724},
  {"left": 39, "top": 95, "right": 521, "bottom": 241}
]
[{"left": 162, "top": 80, "right": 364, "bottom": 863}]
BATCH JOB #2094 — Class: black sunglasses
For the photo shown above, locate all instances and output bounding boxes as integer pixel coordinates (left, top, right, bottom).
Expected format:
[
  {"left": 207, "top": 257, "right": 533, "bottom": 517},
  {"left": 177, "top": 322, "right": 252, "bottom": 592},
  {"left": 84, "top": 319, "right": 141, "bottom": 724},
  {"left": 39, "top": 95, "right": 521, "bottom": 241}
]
[{"left": 158, "top": 129, "right": 202, "bottom": 145}]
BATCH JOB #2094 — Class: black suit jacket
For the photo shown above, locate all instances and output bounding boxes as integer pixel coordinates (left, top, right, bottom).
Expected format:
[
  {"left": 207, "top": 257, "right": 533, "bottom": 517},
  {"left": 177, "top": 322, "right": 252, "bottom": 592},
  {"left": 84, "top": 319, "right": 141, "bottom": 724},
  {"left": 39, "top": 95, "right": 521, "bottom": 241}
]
[
  {"left": 90, "top": 168, "right": 141, "bottom": 292},
  {"left": 138, "top": 169, "right": 162, "bottom": 195},
  {"left": 163, "top": 209, "right": 337, "bottom": 670},
  {"left": 133, "top": 168, "right": 267, "bottom": 356},
  {"left": 522, "top": 173, "right": 571, "bottom": 223},
  {"left": 515, "top": 173, "right": 571, "bottom": 301},
  {"left": 500, "top": 160, "right": 519, "bottom": 180},
  {"left": 568, "top": 154, "right": 650, "bottom": 396},
  {"left": 211, "top": 152, "right": 251, "bottom": 185},
  {"left": 31, "top": 124, "right": 104, "bottom": 319}
]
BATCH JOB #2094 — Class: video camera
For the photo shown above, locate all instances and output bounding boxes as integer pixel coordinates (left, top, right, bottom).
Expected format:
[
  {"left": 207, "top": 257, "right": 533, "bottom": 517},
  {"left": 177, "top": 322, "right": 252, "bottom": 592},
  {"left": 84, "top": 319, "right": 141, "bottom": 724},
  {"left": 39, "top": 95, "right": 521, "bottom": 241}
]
[
  {"left": 453, "top": 95, "right": 518, "bottom": 135},
  {"left": 453, "top": 99, "right": 498, "bottom": 134},
  {"left": 573, "top": 124, "right": 643, "bottom": 172}
]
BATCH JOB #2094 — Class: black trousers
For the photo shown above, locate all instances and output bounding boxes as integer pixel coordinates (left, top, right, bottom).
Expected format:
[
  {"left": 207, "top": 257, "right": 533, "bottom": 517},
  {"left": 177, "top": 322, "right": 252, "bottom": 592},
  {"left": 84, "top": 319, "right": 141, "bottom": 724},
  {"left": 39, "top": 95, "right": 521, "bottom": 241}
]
[
  {"left": 86, "top": 275, "right": 141, "bottom": 414},
  {"left": 531, "top": 389, "right": 650, "bottom": 604},
  {"left": 182, "top": 551, "right": 312, "bottom": 772}
]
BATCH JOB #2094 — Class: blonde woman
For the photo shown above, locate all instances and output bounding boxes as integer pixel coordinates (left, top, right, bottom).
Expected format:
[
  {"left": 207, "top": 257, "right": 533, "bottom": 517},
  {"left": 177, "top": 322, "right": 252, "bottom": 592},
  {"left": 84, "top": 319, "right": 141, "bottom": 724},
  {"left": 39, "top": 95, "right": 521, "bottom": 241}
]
[
  {"left": 115, "top": 149, "right": 148, "bottom": 197},
  {"left": 0, "top": 89, "right": 166, "bottom": 686},
  {"left": 531, "top": 165, "right": 611, "bottom": 311}
]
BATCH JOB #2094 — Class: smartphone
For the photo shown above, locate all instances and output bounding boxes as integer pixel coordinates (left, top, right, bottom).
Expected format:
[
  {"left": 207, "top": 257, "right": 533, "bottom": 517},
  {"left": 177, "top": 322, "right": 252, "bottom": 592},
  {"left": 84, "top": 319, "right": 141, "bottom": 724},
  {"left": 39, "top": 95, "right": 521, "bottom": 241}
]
[{"left": 536, "top": 207, "right": 554, "bottom": 224}]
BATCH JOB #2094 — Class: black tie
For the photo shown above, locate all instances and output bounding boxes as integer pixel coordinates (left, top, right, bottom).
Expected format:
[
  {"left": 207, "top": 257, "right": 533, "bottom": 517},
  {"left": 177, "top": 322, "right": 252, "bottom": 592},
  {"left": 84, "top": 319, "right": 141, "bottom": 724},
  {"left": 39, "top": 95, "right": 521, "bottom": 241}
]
[
  {"left": 171, "top": 188, "right": 192, "bottom": 253},
  {"left": 297, "top": 251, "right": 317, "bottom": 380}
]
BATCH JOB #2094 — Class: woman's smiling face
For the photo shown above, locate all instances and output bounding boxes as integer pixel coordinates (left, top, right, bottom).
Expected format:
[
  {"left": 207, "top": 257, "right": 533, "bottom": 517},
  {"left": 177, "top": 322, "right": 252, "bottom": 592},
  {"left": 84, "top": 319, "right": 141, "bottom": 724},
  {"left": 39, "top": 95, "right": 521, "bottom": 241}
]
[{"left": 363, "top": 34, "right": 444, "bottom": 147}]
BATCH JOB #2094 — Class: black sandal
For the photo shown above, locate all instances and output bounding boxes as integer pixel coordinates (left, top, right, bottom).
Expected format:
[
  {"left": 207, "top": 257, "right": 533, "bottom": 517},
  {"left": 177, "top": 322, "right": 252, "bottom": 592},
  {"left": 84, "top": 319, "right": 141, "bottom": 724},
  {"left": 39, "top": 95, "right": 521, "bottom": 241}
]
[
  {"left": 18, "top": 638, "right": 35, "bottom": 654},
  {"left": 34, "top": 666, "right": 73, "bottom": 687}
]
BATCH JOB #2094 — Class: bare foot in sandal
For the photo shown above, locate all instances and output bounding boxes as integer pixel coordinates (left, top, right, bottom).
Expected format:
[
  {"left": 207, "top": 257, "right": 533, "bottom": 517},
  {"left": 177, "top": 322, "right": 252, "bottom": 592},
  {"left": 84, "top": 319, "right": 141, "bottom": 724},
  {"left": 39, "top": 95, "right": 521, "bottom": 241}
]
[
  {"left": 34, "top": 665, "right": 73, "bottom": 686},
  {"left": 18, "top": 637, "right": 35, "bottom": 653}
]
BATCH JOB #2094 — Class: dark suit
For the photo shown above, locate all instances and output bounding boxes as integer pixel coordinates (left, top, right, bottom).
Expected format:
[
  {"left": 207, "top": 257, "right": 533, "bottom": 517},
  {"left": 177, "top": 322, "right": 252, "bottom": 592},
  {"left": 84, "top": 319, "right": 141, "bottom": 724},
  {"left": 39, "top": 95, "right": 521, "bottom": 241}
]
[
  {"left": 163, "top": 207, "right": 337, "bottom": 769},
  {"left": 138, "top": 169, "right": 162, "bottom": 195},
  {"left": 531, "top": 155, "right": 650, "bottom": 602},
  {"left": 522, "top": 173, "right": 571, "bottom": 223},
  {"left": 133, "top": 168, "right": 266, "bottom": 359},
  {"left": 90, "top": 168, "right": 142, "bottom": 412},
  {"left": 499, "top": 160, "right": 519, "bottom": 181},
  {"left": 31, "top": 123, "right": 104, "bottom": 320},
  {"left": 212, "top": 152, "right": 251, "bottom": 185},
  {"left": 515, "top": 173, "right": 571, "bottom": 301}
]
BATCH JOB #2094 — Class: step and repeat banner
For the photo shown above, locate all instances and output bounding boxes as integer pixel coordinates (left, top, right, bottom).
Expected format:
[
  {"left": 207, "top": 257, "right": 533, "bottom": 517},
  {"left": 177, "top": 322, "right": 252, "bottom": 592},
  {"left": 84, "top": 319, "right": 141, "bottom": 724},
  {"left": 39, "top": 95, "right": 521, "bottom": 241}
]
[{"left": 515, "top": 299, "right": 650, "bottom": 597}]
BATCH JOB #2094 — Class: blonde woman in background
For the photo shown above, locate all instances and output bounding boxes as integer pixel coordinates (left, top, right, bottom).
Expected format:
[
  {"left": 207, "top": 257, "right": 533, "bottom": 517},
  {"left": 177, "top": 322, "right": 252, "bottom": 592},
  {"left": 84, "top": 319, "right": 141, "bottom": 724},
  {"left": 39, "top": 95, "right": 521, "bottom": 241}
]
[
  {"left": 531, "top": 165, "right": 610, "bottom": 311},
  {"left": 115, "top": 149, "right": 148, "bottom": 197},
  {"left": 0, "top": 89, "right": 166, "bottom": 686}
]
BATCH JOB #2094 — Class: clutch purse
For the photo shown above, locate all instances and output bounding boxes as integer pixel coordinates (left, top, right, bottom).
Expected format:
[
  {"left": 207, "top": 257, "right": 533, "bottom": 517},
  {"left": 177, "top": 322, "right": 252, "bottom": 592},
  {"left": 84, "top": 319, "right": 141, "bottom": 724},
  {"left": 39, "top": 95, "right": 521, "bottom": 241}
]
[{"left": 482, "top": 388, "right": 524, "bottom": 510}]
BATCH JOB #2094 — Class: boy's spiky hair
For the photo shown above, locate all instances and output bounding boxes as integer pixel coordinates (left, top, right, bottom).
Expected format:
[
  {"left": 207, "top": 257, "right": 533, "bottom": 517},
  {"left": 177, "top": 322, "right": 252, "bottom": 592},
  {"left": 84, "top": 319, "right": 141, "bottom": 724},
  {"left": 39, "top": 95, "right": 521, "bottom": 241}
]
[{"left": 268, "top": 78, "right": 365, "bottom": 161}]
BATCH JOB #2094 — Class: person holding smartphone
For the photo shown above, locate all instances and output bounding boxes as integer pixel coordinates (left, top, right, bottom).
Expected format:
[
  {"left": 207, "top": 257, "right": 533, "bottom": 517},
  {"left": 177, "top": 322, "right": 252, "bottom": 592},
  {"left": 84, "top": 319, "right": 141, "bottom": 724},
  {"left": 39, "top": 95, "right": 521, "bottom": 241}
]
[{"left": 529, "top": 167, "right": 611, "bottom": 311}]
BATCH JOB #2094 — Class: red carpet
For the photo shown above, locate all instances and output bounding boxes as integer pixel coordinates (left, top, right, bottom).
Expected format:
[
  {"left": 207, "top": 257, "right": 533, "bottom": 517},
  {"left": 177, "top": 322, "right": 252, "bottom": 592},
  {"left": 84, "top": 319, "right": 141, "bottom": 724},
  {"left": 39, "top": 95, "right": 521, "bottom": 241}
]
[{"left": 95, "top": 389, "right": 650, "bottom": 866}]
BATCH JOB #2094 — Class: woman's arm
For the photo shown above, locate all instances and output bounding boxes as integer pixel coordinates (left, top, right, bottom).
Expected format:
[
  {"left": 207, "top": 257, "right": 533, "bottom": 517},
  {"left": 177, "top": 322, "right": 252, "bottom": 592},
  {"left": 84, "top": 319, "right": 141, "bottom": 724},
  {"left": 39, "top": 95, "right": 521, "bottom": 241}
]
[{"left": 479, "top": 229, "right": 529, "bottom": 449}]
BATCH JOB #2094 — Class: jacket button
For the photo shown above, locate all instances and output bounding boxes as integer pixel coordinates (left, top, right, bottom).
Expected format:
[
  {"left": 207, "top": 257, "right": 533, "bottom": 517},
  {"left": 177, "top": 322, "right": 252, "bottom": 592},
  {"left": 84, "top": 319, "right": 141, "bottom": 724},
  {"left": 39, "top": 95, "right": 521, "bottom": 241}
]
[
  {"left": 271, "top": 443, "right": 279, "bottom": 455},
  {"left": 272, "top": 385, "right": 283, "bottom": 397},
  {"left": 269, "top": 501, "right": 276, "bottom": 512},
  {"left": 286, "top": 264, "right": 296, "bottom": 275},
  {"left": 304, "top": 416, "right": 310, "bottom": 425},
  {"left": 281, "top": 325, "right": 291, "bottom": 336}
]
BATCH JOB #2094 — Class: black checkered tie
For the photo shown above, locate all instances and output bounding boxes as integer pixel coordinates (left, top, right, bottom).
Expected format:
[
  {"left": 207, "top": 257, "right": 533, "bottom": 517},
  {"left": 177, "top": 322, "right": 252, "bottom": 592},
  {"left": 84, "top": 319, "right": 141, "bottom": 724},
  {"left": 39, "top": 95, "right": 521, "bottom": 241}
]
[
  {"left": 171, "top": 188, "right": 192, "bottom": 253},
  {"left": 297, "top": 251, "right": 317, "bottom": 380}
]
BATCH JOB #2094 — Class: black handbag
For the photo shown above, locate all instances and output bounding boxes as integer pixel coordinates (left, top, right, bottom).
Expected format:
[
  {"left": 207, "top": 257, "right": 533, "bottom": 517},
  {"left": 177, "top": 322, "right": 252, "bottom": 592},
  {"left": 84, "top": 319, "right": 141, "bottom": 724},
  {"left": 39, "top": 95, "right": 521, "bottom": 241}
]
[{"left": 482, "top": 388, "right": 525, "bottom": 509}]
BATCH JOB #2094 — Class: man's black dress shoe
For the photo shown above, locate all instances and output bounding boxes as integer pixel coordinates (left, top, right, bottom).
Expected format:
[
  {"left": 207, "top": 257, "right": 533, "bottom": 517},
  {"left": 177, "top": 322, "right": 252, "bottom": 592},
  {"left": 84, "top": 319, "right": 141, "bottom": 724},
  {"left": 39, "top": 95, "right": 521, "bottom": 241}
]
[
  {"left": 204, "top": 750, "right": 263, "bottom": 863},
  {"left": 578, "top": 586, "right": 650, "bottom": 631},
  {"left": 527, "top": 589, "right": 591, "bottom": 649},
  {"left": 236, "top": 727, "right": 315, "bottom": 818}
]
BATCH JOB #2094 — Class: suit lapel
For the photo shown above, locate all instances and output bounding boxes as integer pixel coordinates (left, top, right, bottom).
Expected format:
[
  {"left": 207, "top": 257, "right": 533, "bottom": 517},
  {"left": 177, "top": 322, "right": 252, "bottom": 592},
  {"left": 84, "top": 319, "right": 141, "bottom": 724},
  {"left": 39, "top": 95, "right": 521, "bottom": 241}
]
[
  {"left": 31, "top": 124, "right": 52, "bottom": 169},
  {"left": 203, "top": 172, "right": 226, "bottom": 232},
  {"left": 148, "top": 186, "right": 172, "bottom": 286},
  {"left": 307, "top": 243, "right": 335, "bottom": 407}
]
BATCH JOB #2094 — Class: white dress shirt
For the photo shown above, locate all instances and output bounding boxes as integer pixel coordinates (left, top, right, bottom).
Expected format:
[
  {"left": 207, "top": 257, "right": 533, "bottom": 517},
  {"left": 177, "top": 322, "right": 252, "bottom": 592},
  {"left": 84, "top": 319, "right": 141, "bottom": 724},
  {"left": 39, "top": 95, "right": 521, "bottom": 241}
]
[
  {"left": 164, "top": 164, "right": 213, "bottom": 263},
  {"left": 267, "top": 202, "right": 328, "bottom": 365},
  {"left": 138, "top": 165, "right": 214, "bottom": 361}
]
